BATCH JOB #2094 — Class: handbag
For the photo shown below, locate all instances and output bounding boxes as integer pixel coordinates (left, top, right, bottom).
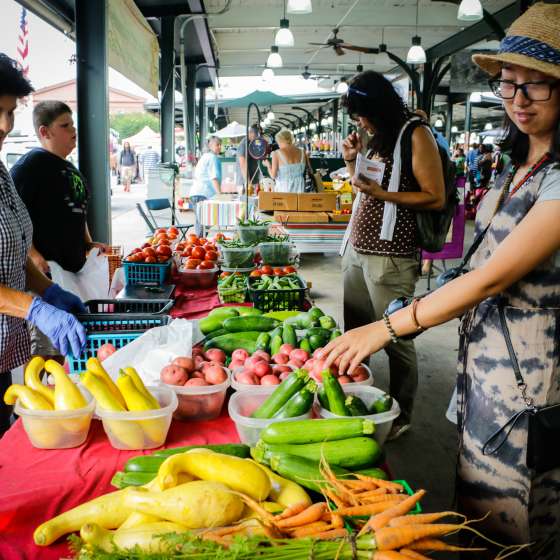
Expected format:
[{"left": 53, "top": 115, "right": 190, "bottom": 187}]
[
  {"left": 304, "top": 166, "right": 317, "bottom": 193},
  {"left": 482, "top": 302, "right": 560, "bottom": 474}
]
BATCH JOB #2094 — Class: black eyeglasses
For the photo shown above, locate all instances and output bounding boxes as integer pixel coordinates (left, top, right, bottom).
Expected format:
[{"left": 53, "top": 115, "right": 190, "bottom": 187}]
[{"left": 489, "top": 78, "right": 559, "bottom": 102}]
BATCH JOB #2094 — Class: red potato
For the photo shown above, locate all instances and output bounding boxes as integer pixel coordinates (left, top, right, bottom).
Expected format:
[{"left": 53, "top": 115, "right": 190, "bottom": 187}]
[
  {"left": 190, "top": 370, "right": 206, "bottom": 379},
  {"left": 97, "top": 343, "right": 116, "bottom": 362},
  {"left": 260, "top": 374, "right": 280, "bottom": 385},
  {"left": 279, "top": 344, "right": 294, "bottom": 356},
  {"left": 204, "top": 348, "right": 226, "bottom": 364},
  {"left": 185, "top": 377, "right": 209, "bottom": 386},
  {"left": 160, "top": 365, "right": 189, "bottom": 386},
  {"left": 272, "top": 353, "right": 290, "bottom": 365},
  {"left": 349, "top": 364, "right": 368, "bottom": 378},
  {"left": 279, "top": 370, "right": 292, "bottom": 381},
  {"left": 229, "top": 359, "right": 245, "bottom": 370},
  {"left": 287, "top": 359, "right": 304, "bottom": 369},
  {"left": 192, "top": 346, "right": 205, "bottom": 357},
  {"left": 193, "top": 355, "right": 206, "bottom": 369},
  {"left": 172, "top": 357, "right": 195, "bottom": 373},
  {"left": 236, "top": 370, "right": 259, "bottom": 385},
  {"left": 204, "top": 365, "right": 228, "bottom": 385},
  {"left": 338, "top": 375, "right": 352, "bottom": 384},
  {"left": 175, "top": 397, "right": 202, "bottom": 418},
  {"left": 232, "top": 349, "right": 250, "bottom": 362},
  {"left": 244, "top": 356, "right": 266, "bottom": 372},
  {"left": 253, "top": 361, "right": 272, "bottom": 378},
  {"left": 272, "top": 365, "right": 292, "bottom": 374},
  {"left": 252, "top": 350, "right": 271, "bottom": 363},
  {"left": 289, "top": 349, "right": 309, "bottom": 363},
  {"left": 350, "top": 369, "right": 369, "bottom": 382}
]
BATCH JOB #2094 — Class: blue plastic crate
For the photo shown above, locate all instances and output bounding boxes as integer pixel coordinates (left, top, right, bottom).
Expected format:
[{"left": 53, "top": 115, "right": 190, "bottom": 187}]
[
  {"left": 67, "top": 313, "right": 171, "bottom": 373},
  {"left": 122, "top": 260, "right": 171, "bottom": 286}
]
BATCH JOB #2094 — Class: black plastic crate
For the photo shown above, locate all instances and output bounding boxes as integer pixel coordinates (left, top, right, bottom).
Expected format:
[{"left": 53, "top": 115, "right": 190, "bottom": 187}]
[
  {"left": 246, "top": 274, "right": 307, "bottom": 312},
  {"left": 84, "top": 299, "right": 173, "bottom": 315}
]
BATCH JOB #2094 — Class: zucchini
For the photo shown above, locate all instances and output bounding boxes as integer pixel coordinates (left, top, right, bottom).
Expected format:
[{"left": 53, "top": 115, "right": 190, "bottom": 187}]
[
  {"left": 305, "top": 327, "right": 332, "bottom": 340},
  {"left": 273, "top": 381, "right": 316, "bottom": 419},
  {"left": 153, "top": 443, "right": 250, "bottom": 458},
  {"left": 203, "top": 333, "right": 261, "bottom": 354},
  {"left": 282, "top": 324, "right": 297, "bottom": 347},
  {"left": 317, "top": 384, "right": 330, "bottom": 410},
  {"left": 261, "top": 417, "right": 375, "bottom": 444},
  {"left": 345, "top": 395, "right": 369, "bottom": 416},
  {"left": 323, "top": 371, "right": 350, "bottom": 416},
  {"left": 270, "top": 334, "right": 283, "bottom": 356},
  {"left": 111, "top": 471, "right": 155, "bottom": 489},
  {"left": 269, "top": 453, "right": 350, "bottom": 493},
  {"left": 231, "top": 307, "right": 263, "bottom": 316},
  {"left": 353, "top": 467, "right": 388, "bottom": 480},
  {"left": 263, "top": 310, "right": 300, "bottom": 321},
  {"left": 309, "top": 334, "right": 327, "bottom": 351},
  {"left": 256, "top": 436, "right": 381, "bottom": 469},
  {"left": 251, "top": 369, "right": 309, "bottom": 419},
  {"left": 308, "top": 306, "right": 325, "bottom": 321},
  {"left": 203, "top": 328, "right": 228, "bottom": 341},
  {"left": 318, "top": 315, "right": 337, "bottom": 330},
  {"left": 299, "top": 337, "right": 312, "bottom": 354},
  {"left": 256, "top": 332, "right": 271, "bottom": 352},
  {"left": 269, "top": 326, "right": 283, "bottom": 340},
  {"left": 370, "top": 395, "right": 393, "bottom": 414},
  {"left": 208, "top": 307, "right": 240, "bottom": 320},
  {"left": 199, "top": 315, "right": 224, "bottom": 335},
  {"left": 223, "top": 316, "right": 280, "bottom": 333},
  {"left": 124, "top": 455, "right": 165, "bottom": 473}
]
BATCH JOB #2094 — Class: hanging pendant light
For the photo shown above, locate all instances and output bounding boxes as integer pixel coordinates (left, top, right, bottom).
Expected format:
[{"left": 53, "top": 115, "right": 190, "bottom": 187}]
[
  {"left": 275, "top": 2, "right": 295, "bottom": 49},
  {"left": 451, "top": 125, "right": 459, "bottom": 133},
  {"left": 406, "top": 0, "right": 426, "bottom": 65},
  {"left": 457, "top": 0, "right": 483, "bottom": 21},
  {"left": 434, "top": 118, "right": 443, "bottom": 128},
  {"left": 262, "top": 66, "right": 274, "bottom": 80},
  {"left": 336, "top": 77, "right": 349, "bottom": 94},
  {"left": 267, "top": 110, "right": 275, "bottom": 120},
  {"left": 484, "top": 122, "right": 493, "bottom": 130},
  {"left": 287, "top": 0, "right": 312, "bottom": 14},
  {"left": 267, "top": 45, "right": 283, "bottom": 68}
]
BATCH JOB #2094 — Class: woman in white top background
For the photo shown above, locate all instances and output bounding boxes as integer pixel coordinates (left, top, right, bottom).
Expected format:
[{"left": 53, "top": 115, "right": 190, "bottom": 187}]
[{"left": 265, "top": 129, "right": 310, "bottom": 193}]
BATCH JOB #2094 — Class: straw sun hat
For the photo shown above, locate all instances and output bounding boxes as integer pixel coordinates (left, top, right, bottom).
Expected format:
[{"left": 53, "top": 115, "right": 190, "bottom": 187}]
[{"left": 473, "top": 2, "right": 560, "bottom": 80}]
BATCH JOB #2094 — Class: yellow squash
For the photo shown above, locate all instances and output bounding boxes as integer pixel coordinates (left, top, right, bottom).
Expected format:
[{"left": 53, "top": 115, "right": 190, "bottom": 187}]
[
  {"left": 123, "top": 366, "right": 159, "bottom": 408},
  {"left": 81, "top": 370, "right": 126, "bottom": 411},
  {"left": 116, "top": 372, "right": 158, "bottom": 411},
  {"left": 116, "top": 512, "right": 162, "bottom": 531},
  {"left": 44, "top": 360, "right": 87, "bottom": 410},
  {"left": 123, "top": 481, "right": 244, "bottom": 528},
  {"left": 23, "top": 356, "right": 54, "bottom": 406},
  {"left": 4, "top": 384, "right": 53, "bottom": 410},
  {"left": 86, "top": 357, "right": 127, "bottom": 408}
]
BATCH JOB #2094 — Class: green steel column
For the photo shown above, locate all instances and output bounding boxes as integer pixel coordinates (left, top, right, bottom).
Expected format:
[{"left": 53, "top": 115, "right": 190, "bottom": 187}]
[
  {"left": 198, "top": 86, "right": 206, "bottom": 151},
  {"left": 445, "top": 97, "right": 453, "bottom": 144},
  {"left": 342, "top": 108, "right": 348, "bottom": 139},
  {"left": 186, "top": 64, "right": 196, "bottom": 159},
  {"left": 464, "top": 95, "right": 472, "bottom": 150},
  {"left": 75, "top": 0, "right": 110, "bottom": 243},
  {"left": 160, "top": 16, "right": 175, "bottom": 164}
]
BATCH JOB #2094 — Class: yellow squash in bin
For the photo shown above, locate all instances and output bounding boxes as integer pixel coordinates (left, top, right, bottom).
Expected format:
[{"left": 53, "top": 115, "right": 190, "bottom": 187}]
[
  {"left": 116, "top": 512, "right": 162, "bottom": 531},
  {"left": 45, "top": 360, "right": 87, "bottom": 410},
  {"left": 4, "top": 385, "right": 53, "bottom": 410},
  {"left": 122, "top": 481, "right": 244, "bottom": 528},
  {"left": 157, "top": 452, "right": 271, "bottom": 502},
  {"left": 87, "top": 357, "right": 127, "bottom": 409},
  {"left": 123, "top": 366, "right": 159, "bottom": 408},
  {"left": 24, "top": 356, "right": 54, "bottom": 406}
]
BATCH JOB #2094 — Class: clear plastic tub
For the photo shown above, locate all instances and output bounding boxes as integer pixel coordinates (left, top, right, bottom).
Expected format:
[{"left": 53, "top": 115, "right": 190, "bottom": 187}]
[
  {"left": 237, "top": 225, "right": 270, "bottom": 244},
  {"left": 315, "top": 385, "right": 400, "bottom": 445},
  {"left": 231, "top": 365, "right": 294, "bottom": 392},
  {"left": 96, "top": 386, "right": 177, "bottom": 450},
  {"left": 228, "top": 389, "right": 312, "bottom": 446},
  {"left": 163, "top": 369, "right": 231, "bottom": 421},
  {"left": 15, "top": 389, "right": 95, "bottom": 449},
  {"left": 258, "top": 242, "right": 292, "bottom": 266},
  {"left": 219, "top": 246, "right": 256, "bottom": 269},
  {"left": 178, "top": 266, "right": 218, "bottom": 289}
]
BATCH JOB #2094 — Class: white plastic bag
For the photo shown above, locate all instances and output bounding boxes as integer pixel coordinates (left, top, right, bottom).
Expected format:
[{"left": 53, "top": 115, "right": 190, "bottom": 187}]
[
  {"left": 48, "top": 248, "right": 109, "bottom": 302},
  {"left": 446, "top": 385, "right": 458, "bottom": 424},
  {"left": 100, "top": 318, "right": 193, "bottom": 386}
]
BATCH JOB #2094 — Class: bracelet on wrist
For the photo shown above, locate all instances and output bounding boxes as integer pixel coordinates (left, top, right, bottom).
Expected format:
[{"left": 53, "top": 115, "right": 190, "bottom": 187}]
[
  {"left": 409, "top": 298, "right": 426, "bottom": 333},
  {"left": 344, "top": 157, "right": 356, "bottom": 163},
  {"left": 382, "top": 313, "right": 399, "bottom": 344}
]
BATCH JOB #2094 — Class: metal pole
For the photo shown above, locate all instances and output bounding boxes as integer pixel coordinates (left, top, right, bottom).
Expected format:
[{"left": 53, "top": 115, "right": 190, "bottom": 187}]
[
  {"left": 160, "top": 16, "right": 175, "bottom": 164},
  {"left": 464, "top": 95, "right": 472, "bottom": 152},
  {"left": 186, "top": 64, "right": 196, "bottom": 160},
  {"left": 445, "top": 96, "right": 453, "bottom": 145},
  {"left": 75, "top": 0, "right": 110, "bottom": 243},
  {"left": 198, "top": 87, "right": 207, "bottom": 151}
]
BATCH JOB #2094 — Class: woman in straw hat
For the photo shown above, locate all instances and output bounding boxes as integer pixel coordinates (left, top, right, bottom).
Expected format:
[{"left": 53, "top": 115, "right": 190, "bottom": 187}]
[{"left": 319, "top": 3, "right": 560, "bottom": 556}]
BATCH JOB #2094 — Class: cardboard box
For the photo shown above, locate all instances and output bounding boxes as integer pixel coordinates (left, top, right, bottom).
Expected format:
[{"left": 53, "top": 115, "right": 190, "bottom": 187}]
[
  {"left": 328, "top": 213, "right": 351, "bottom": 223},
  {"left": 274, "top": 211, "right": 330, "bottom": 224},
  {"left": 258, "top": 192, "right": 298, "bottom": 211},
  {"left": 298, "top": 192, "right": 338, "bottom": 212}
]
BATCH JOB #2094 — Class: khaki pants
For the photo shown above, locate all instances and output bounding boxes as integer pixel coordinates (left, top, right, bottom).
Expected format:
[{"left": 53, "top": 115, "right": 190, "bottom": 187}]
[{"left": 342, "top": 245, "right": 419, "bottom": 423}]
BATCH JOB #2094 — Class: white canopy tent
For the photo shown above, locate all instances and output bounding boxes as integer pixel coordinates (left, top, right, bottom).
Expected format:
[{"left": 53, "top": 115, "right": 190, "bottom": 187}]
[{"left": 214, "top": 121, "right": 247, "bottom": 138}]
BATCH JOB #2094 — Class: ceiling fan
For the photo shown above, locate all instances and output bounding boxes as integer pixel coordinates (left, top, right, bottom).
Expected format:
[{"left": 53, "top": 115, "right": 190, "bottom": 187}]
[{"left": 308, "top": 28, "right": 380, "bottom": 56}]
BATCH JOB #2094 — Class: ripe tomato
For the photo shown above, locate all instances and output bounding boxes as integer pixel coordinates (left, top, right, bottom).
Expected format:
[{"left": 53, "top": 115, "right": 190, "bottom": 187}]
[
  {"left": 199, "top": 238, "right": 208, "bottom": 245},
  {"left": 187, "top": 234, "right": 199, "bottom": 244},
  {"left": 273, "top": 268, "right": 285, "bottom": 276},
  {"left": 175, "top": 243, "right": 186, "bottom": 251},
  {"left": 142, "top": 247, "right": 157, "bottom": 258},
  {"left": 205, "top": 250, "right": 218, "bottom": 261},
  {"left": 155, "top": 228, "right": 167, "bottom": 235},
  {"left": 168, "top": 227, "right": 179, "bottom": 235},
  {"left": 191, "top": 246, "right": 206, "bottom": 260},
  {"left": 181, "top": 247, "right": 193, "bottom": 258},
  {"left": 283, "top": 266, "right": 296, "bottom": 274},
  {"left": 168, "top": 232, "right": 178, "bottom": 240},
  {"left": 157, "top": 255, "right": 168, "bottom": 263},
  {"left": 141, "top": 242, "right": 151, "bottom": 249},
  {"left": 220, "top": 271, "right": 231, "bottom": 279},
  {"left": 156, "top": 245, "right": 172, "bottom": 256},
  {"left": 214, "top": 233, "right": 225, "bottom": 241},
  {"left": 145, "top": 256, "right": 157, "bottom": 263},
  {"left": 198, "top": 260, "right": 215, "bottom": 270},
  {"left": 131, "top": 248, "right": 142, "bottom": 254},
  {"left": 261, "top": 265, "right": 273, "bottom": 275},
  {"left": 250, "top": 270, "right": 262, "bottom": 277},
  {"left": 158, "top": 238, "right": 171, "bottom": 245},
  {"left": 203, "top": 243, "right": 216, "bottom": 252},
  {"left": 186, "top": 258, "right": 200, "bottom": 269}
]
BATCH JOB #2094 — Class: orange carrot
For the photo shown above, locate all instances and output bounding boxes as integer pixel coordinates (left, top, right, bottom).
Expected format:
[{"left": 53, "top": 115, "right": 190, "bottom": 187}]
[
  {"left": 374, "top": 523, "right": 463, "bottom": 550},
  {"left": 336, "top": 502, "right": 402, "bottom": 516},
  {"left": 324, "top": 488, "right": 346, "bottom": 509},
  {"left": 359, "top": 490, "right": 426, "bottom": 535},
  {"left": 355, "top": 475, "right": 403, "bottom": 493},
  {"left": 399, "top": 550, "right": 431, "bottom": 559},
  {"left": 407, "top": 538, "right": 485, "bottom": 552},
  {"left": 290, "top": 521, "right": 332, "bottom": 537},
  {"left": 342, "top": 479, "right": 377, "bottom": 491},
  {"left": 331, "top": 513, "right": 344, "bottom": 529},
  {"left": 311, "top": 528, "right": 349, "bottom": 540},
  {"left": 389, "top": 511, "right": 463, "bottom": 527},
  {"left": 277, "top": 502, "right": 327, "bottom": 528},
  {"left": 275, "top": 502, "right": 309, "bottom": 520},
  {"left": 372, "top": 553, "right": 410, "bottom": 559},
  {"left": 359, "top": 488, "right": 389, "bottom": 498},
  {"left": 361, "top": 494, "right": 408, "bottom": 505}
]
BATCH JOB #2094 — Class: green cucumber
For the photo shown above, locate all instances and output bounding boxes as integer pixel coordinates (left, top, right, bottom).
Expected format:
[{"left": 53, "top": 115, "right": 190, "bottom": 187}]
[
  {"left": 269, "top": 326, "right": 283, "bottom": 340},
  {"left": 317, "top": 384, "right": 330, "bottom": 410},
  {"left": 282, "top": 324, "right": 297, "bottom": 347},
  {"left": 199, "top": 315, "right": 225, "bottom": 335},
  {"left": 251, "top": 369, "right": 308, "bottom": 419},
  {"left": 203, "top": 332, "right": 261, "bottom": 354},
  {"left": 308, "top": 306, "right": 325, "bottom": 321},
  {"left": 305, "top": 327, "right": 332, "bottom": 339},
  {"left": 323, "top": 371, "right": 351, "bottom": 416},
  {"left": 309, "top": 334, "right": 327, "bottom": 351},
  {"left": 269, "top": 453, "right": 350, "bottom": 493},
  {"left": 203, "top": 328, "right": 228, "bottom": 341},
  {"left": 208, "top": 307, "right": 240, "bottom": 320},
  {"left": 261, "top": 417, "right": 375, "bottom": 444},
  {"left": 299, "top": 337, "right": 312, "bottom": 354},
  {"left": 370, "top": 395, "right": 393, "bottom": 414},
  {"left": 263, "top": 310, "right": 300, "bottom": 321},
  {"left": 318, "top": 315, "right": 337, "bottom": 330},
  {"left": 256, "top": 436, "right": 381, "bottom": 469},
  {"left": 329, "top": 329, "right": 342, "bottom": 341},
  {"left": 273, "top": 381, "right": 316, "bottom": 419},
  {"left": 223, "top": 316, "right": 279, "bottom": 333},
  {"left": 153, "top": 443, "right": 250, "bottom": 458},
  {"left": 124, "top": 455, "right": 166, "bottom": 473},
  {"left": 353, "top": 467, "right": 388, "bottom": 480},
  {"left": 111, "top": 471, "right": 155, "bottom": 489},
  {"left": 270, "top": 334, "right": 283, "bottom": 356},
  {"left": 256, "top": 332, "right": 271, "bottom": 352},
  {"left": 345, "top": 395, "right": 370, "bottom": 416},
  {"left": 230, "top": 307, "right": 263, "bottom": 316}
]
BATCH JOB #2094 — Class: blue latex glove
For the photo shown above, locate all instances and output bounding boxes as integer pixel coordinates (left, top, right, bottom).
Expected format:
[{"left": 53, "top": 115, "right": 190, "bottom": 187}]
[
  {"left": 42, "top": 284, "right": 87, "bottom": 314},
  {"left": 26, "top": 297, "right": 86, "bottom": 357}
]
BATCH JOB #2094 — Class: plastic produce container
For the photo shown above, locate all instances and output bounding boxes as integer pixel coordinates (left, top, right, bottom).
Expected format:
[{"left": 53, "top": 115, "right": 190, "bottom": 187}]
[
  {"left": 15, "top": 389, "right": 95, "bottom": 449},
  {"left": 258, "top": 242, "right": 292, "bottom": 266},
  {"left": 237, "top": 225, "right": 270, "bottom": 244},
  {"left": 228, "top": 389, "right": 312, "bottom": 446},
  {"left": 163, "top": 370, "right": 231, "bottom": 422},
  {"left": 316, "top": 385, "right": 400, "bottom": 445},
  {"left": 96, "top": 386, "right": 177, "bottom": 450},
  {"left": 177, "top": 266, "right": 218, "bottom": 289},
  {"left": 219, "top": 246, "right": 255, "bottom": 269}
]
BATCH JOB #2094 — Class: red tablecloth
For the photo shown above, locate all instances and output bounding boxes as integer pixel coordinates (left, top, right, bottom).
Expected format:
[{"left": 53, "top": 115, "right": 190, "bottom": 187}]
[
  {"left": 0, "top": 413, "right": 240, "bottom": 560},
  {"left": 169, "top": 283, "right": 221, "bottom": 320}
]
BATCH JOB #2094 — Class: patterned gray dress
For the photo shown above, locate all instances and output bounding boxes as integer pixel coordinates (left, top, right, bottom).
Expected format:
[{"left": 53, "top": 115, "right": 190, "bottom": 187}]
[{"left": 457, "top": 162, "right": 560, "bottom": 559}]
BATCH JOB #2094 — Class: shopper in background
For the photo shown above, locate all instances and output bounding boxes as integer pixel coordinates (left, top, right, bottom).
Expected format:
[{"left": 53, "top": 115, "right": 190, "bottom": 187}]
[
  {"left": 119, "top": 141, "right": 136, "bottom": 192},
  {"left": 0, "top": 54, "right": 85, "bottom": 433},
  {"left": 477, "top": 143, "right": 494, "bottom": 190},
  {"left": 339, "top": 70, "right": 445, "bottom": 441},
  {"left": 264, "top": 128, "right": 309, "bottom": 193},
  {"left": 466, "top": 142, "right": 480, "bottom": 188},
  {"left": 189, "top": 136, "right": 222, "bottom": 236},
  {"left": 320, "top": 3, "right": 560, "bottom": 556},
  {"left": 236, "top": 124, "right": 261, "bottom": 189},
  {"left": 452, "top": 147, "right": 466, "bottom": 177},
  {"left": 141, "top": 145, "right": 160, "bottom": 182}
]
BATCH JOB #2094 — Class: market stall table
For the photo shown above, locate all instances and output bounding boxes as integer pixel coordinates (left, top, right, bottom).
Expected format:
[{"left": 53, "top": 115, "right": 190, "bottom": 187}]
[
  {"left": 195, "top": 196, "right": 257, "bottom": 237},
  {"left": 0, "top": 412, "right": 239, "bottom": 560}
]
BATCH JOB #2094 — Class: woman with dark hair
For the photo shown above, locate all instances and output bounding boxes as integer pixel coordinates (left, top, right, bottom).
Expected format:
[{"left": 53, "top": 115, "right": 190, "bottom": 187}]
[
  {"left": 339, "top": 70, "right": 445, "bottom": 440},
  {"left": 0, "top": 54, "right": 85, "bottom": 434},
  {"left": 320, "top": 4, "right": 560, "bottom": 556},
  {"left": 119, "top": 141, "right": 136, "bottom": 192}
]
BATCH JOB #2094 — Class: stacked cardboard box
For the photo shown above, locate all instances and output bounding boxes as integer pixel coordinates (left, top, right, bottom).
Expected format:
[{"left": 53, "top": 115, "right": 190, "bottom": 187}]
[{"left": 259, "top": 192, "right": 339, "bottom": 224}]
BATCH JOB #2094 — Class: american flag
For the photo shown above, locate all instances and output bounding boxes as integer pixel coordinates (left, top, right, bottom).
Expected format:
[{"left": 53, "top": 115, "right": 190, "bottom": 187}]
[{"left": 17, "top": 8, "right": 29, "bottom": 76}]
